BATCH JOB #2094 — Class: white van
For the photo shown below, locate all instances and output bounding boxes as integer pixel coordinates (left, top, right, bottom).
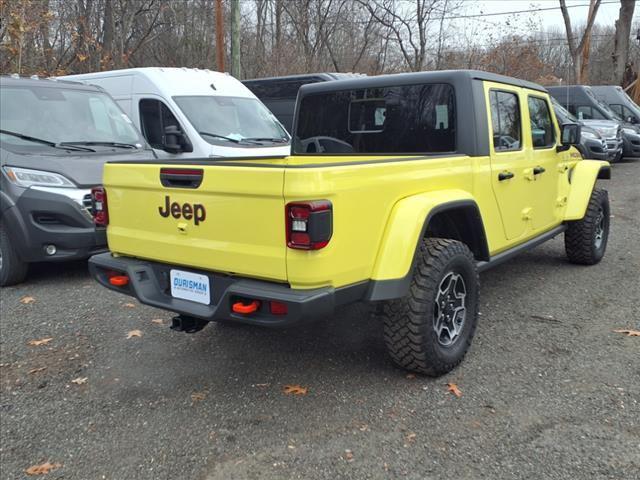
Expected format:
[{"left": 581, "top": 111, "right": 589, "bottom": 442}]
[{"left": 62, "top": 68, "right": 290, "bottom": 159}]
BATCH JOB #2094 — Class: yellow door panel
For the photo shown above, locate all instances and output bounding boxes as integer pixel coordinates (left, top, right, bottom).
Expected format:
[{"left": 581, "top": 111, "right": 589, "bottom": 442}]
[{"left": 485, "top": 82, "right": 534, "bottom": 240}]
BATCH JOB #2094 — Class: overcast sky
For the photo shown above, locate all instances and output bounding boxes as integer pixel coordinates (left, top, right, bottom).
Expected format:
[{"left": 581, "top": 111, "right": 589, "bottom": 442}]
[{"left": 465, "top": 0, "right": 636, "bottom": 31}]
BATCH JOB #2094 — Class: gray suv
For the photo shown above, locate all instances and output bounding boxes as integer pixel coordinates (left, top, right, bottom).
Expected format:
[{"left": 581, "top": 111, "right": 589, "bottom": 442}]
[{"left": 0, "top": 76, "right": 155, "bottom": 286}]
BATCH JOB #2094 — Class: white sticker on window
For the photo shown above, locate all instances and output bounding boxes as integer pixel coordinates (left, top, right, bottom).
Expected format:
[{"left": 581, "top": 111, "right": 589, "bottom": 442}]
[{"left": 435, "top": 105, "right": 448, "bottom": 129}]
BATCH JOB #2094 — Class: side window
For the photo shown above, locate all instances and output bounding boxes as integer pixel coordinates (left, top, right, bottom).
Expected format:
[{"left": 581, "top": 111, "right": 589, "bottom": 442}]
[
  {"left": 609, "top": 104, "right": 623, "bottom": 116},
  {"left": 527, "top": 96, "right": 555, "bottom": 148},
  {"left": 139, "top": 99, "right": 181, "bottom": 149},
  {"left": 576, "top": 105, "right": 606, "bottom": 120},
  {"left": 490, "top": 90, "right": 521, "bottom": 151}
]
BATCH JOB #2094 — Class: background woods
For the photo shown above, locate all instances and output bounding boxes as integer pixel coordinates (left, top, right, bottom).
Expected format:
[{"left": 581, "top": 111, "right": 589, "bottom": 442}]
[{"left": 0, "top": 0, "right": 638, "bottom": 87}]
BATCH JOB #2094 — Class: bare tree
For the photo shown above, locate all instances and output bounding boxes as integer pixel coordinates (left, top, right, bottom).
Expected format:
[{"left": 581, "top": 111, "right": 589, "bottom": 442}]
[
  {"left": 357, "top": 0, "right": 441, "bottom": 71},
  {"left": 559, "top": 0, "right": 601, "bottom": 84},
  {"left": 611, "top": 0, "right": 636, "bottom": 85}
]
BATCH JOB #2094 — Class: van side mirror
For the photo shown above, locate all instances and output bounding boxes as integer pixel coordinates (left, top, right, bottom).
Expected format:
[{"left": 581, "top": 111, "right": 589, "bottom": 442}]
[
  {"left": 557, "top": 123, "right": 581, "bottom": 152},
  {"left": 163, "top": 125, "right": 192, "bottom": 154}
]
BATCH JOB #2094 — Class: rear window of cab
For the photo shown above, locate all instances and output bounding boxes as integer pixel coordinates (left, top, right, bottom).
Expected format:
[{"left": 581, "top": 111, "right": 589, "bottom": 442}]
[{"left": 294, "top": 83, "right": 455, "bottom": 155}]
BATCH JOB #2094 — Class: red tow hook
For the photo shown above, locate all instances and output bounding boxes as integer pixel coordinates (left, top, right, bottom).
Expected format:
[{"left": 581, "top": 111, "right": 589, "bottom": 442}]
[
  {"left": 108, "top": 274, "right": 129, "bottom": 287},
  {"left": 232, "top": 300, "right": 261, "bottom": 314}
]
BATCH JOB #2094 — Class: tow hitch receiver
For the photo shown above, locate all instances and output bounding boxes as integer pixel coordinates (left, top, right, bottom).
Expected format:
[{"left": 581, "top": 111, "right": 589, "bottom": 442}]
[{"left": 170, "top": 315, "right": 208, "bottom": 334}]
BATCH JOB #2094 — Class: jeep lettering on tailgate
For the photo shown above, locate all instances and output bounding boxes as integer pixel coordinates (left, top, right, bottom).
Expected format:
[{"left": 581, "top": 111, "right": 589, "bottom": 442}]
[{"left": 158, "top": 196, "right": 206, "bottom": 225}]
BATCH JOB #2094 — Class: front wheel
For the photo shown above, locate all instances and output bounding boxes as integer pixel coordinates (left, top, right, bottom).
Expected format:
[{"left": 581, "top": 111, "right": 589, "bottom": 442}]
[
  {"left": 376, "top": 238, "right": 479, "bottom": 377},
  {"left": 0, "top": 222, "right": 29, "bottom": 287},
  {"left": 565, "top": 188, "right": 610, "bottom": 265}
]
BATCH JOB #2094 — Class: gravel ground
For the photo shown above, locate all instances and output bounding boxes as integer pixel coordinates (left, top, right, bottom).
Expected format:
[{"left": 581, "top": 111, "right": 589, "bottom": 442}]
[{"left": 1, "top": 160, "right": 639, "bottom": 480}]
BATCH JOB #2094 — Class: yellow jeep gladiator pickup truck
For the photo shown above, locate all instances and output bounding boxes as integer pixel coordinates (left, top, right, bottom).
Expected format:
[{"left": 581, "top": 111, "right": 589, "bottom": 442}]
[{"left": 89, "top": 70, "right": 611, "bottom": 376}]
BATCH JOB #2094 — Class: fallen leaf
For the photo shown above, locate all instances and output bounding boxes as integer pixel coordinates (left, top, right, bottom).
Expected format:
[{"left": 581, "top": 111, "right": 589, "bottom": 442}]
[
  {"left": 191, "top": 392, "right": 206, "bottom": 402},
  {"left": 28, "top": 367, "right": 47, "bottom": 374},
  {"left": 126, "top": 330, "right": 143, "bottom": 339},
  {"left": 405, "top": 432, "right": 417, "bottom": 443},
  {"left": 151, "top": 319, "right": 164, "bottom": 325},
  {"left": 446, "top": 383, "right": 462, "bottom": 398},
  {"left": 252, "top": 383, "right": 271, "bottom": 389},
  {"left": 25, "top": 462, "right": 61, "bottom": 475},
  {"left": 344, "top": 449, "right": 354, "bottom": 461},
  {"left": 283, "top": 384, "right": 308, "bottom": 396},
  {"left": 27, "top": 338, "right": 53, "bottom": 346},
  {"left": 405, "top": 373, "right": 416, "bottom": 379},
  {"left": 71, "top": 377, "right": 87, "bottom": 385},
  {"left": 123, "top": 302, "right": 136, "bottom": 308},
  {"left": 613, "top": 329, "right": 640, "bottom": 337},
  {"left": 20, "top": 296, "right": 36, "bottom": 304}
]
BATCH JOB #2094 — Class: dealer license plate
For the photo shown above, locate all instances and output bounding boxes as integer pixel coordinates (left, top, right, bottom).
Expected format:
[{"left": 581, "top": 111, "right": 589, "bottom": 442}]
[{"left": 170, "top": 269, "right": 210, "bottom": 305}]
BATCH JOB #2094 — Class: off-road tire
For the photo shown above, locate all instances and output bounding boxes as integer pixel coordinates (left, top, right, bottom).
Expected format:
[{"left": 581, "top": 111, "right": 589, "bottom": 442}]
[
  {"left": 565, "top": 188, "right": 609, "bottom": 265},
  {"left": 0, "top": 222, "right": 28, "bottom": 287},
  {"left": 376, "top": 238, "right": 479, "bottom": 377}
]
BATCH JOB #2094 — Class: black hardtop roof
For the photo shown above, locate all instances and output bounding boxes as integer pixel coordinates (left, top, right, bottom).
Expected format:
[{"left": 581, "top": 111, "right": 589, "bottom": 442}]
[
  {"left": 0, "top": 75, "right": 104, "bottom": 92},
  {"left": 243, "top": 72, "right": 362, "bottom": 85},
  {"left": 298, "top": 69, "right": 547, "bottom": 97}
]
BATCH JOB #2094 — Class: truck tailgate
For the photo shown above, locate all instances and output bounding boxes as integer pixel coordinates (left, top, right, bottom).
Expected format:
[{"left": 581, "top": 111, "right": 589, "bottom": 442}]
[{"left": 104, "top": 162, "right": 287, "bottom": 281}]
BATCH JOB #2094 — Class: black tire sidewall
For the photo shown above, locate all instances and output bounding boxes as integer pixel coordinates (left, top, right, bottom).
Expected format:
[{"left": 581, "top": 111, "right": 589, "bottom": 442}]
[{"left": 0, "top": 224, "right": 28, "bottom": 286}]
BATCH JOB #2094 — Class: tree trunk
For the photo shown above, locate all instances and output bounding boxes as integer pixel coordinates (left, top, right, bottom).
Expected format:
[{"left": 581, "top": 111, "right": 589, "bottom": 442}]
[
  {"left": 230, "top": 0, "right": 240, "bottom": 78},
  {"left": 611, "top": 0, "right": 635, "bottom": 85},
  {"left": 101, "top": 0, "right": 114, "bottom": 70}
]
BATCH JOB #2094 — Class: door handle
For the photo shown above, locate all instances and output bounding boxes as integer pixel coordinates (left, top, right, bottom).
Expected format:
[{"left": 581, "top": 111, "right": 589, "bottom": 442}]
[
  {"left": 498, "top": 171, "right": 515, "bottom": 181},
  {"left": 533, "top": 166, "right": 546, "bottom": 175}
]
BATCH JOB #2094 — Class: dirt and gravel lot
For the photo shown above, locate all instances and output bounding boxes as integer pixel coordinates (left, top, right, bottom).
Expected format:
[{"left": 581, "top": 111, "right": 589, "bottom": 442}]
[{"left": 1, "top": 160, "right": 639, "bottom": 480}]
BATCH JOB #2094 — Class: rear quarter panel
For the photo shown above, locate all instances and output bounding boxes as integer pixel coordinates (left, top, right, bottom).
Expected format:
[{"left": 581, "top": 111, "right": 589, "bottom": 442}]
[{"left": 283, "top": 155, "right": 504, "bottom": 289}]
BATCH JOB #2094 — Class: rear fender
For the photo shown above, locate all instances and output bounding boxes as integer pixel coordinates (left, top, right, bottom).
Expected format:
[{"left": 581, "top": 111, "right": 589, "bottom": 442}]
[
  {"left": 366, "top": 190, "right": 482, "bottom": 301},
  {"left": 564, "top": 160, "right": 610, "bottom": 221}
]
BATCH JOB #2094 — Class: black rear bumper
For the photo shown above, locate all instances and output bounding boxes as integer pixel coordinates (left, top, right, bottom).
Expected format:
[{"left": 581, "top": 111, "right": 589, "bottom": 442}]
[{"left": 89, "top": 253, "right": 367, "bottom": 327}]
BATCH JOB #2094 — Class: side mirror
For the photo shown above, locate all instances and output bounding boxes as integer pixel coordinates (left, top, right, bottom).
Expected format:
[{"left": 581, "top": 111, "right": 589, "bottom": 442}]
[
  {"left": 557, "top": 123, "right": 581, "bottom": 152},
  {"left": 163, "top": 125, "right": 191, "bottom": 154}
]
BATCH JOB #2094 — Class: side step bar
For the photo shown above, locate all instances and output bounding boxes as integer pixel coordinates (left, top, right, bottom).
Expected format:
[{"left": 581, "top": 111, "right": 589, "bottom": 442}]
[{"left": 477, "top": 225, "right": 567, "bottom": 273}]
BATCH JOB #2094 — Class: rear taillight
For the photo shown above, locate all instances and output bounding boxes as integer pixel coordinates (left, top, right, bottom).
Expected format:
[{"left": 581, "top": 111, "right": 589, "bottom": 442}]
[
  {"left": 286, "top": 200, "right": 332, "bottom": 250},
  {"left": 92, "top": 186, "right": 108, "bottom": 226}
]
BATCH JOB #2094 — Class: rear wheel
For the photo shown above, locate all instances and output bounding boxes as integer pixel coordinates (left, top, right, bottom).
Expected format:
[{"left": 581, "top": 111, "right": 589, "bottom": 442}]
[
  {"left": 565, "top": 188, "right": 610, "bottom": 265},
  {"left": 0, "top": 222, "right": 28, "bottom": 286},
  {"left": 376, "top": 238, "right": 479, "bottom": 376}
]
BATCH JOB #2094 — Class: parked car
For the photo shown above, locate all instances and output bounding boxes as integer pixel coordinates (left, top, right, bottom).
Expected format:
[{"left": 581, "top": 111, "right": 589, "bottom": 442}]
[
  {"left": 591, "top": 85, "right": 640, "bottom": 124},
  {"left": 0, "top": 75, "right": 155, "bottom": 286},
  {"left": 551, "top": 97, "right": 621, "bottom": 161},
  {"left": 548, "top": 85, "right": 640, "bottom": 158},
  {"left": 63, "top": 68, "right": 290, "bottom": 159},
  {"left": 88, "top": 70, "right": 610, "bottom": 376},
  {"left": 243, "top": 73, "right": 364, "bottom": 132}
]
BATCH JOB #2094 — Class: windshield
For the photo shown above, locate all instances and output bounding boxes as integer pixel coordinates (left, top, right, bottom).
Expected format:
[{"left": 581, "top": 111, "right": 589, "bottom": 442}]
[
  {"left": 585, "top": 87, "right": 623, "bottom": 121},
  {"left": 173, "top": 95, "right": 289, "bottom": 146},
  {"left": 0, "top": 85, "right": 143, "bottom": 150},
  {"left": 551, "top": 98, "right": 578, "bottom": 123}
]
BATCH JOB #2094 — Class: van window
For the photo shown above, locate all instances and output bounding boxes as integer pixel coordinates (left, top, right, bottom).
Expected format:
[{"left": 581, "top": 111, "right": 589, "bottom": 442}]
[
  {"left": 139, "top": 99, "right": 183, "bottom": 149},
  {"left": 173, "top": 96, "right": 288, "bottom": 147},
  {"left": 576, "top": 105, "right": 606, "bottom": 120},
  {"left": 527, "top": 96, "right": 555, "bottom": 148},
  {"left": 0, "top": 85, "right": 142, "bottom": 151},
  {"left": 294, "top": 83, "right": 455, "bottom": 155},
  {"left": 490, "top": 90, "right": 521, "bottom": 151},
  {"left": 609, "top": 104, "right": 623, "bottom": 117}
]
